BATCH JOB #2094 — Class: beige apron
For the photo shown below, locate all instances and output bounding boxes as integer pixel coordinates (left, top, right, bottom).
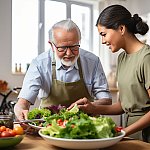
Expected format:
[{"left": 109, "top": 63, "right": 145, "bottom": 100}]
[
  {"left": 40, "top": 58, "right": 93, "bottom": 108},
  {"left": 125, "top": 112, "right": 145, "bottom": 140},
  {"left": 125, "top": 110, "right": 150, "bottom": 142}
]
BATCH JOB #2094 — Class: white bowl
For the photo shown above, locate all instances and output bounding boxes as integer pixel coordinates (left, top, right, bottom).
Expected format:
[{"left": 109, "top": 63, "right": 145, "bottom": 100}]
[
  {"left": 39, "top": 130, "right": 125, "bottom": 149},
  {"left": 28, "top": 123, "right": 44, "bottom": 130}
]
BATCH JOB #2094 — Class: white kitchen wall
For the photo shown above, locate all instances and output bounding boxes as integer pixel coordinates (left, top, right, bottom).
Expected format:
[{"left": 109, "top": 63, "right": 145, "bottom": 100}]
[{"left": 0, "top": 0, "right": 24, "bottom": 89}]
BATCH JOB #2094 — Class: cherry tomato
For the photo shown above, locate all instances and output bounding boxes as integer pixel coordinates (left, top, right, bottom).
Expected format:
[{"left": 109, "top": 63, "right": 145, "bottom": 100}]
[
  {"left": 6, "top": 127, "right": 11, "bottom": 132},
  {"left": 115, "top": 126, "right": 123, "bottom": 132},
  {"left": 57, "top": 119, "right": 63, "bottom": 126},
  {"left": 0, "top": 126, "right": 6, "bottom": 132},
  {"left": 1, "top": 131, "right": 11, "bottom": 137},
  {"left": 13, "top": 126, "right": 24, "bottom": 135},
  {"left": 9, "top": 129, "right": 17, "bottom": 136}
]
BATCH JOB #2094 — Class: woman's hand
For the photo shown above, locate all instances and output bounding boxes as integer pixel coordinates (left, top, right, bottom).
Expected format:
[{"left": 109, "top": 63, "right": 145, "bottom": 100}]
[{"left": 68, "top": 97, "right": 97, "bottom": 115}]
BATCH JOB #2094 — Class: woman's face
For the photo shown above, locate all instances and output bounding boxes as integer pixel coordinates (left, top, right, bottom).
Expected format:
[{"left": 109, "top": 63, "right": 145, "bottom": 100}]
[{"left": 97, "top": 24, "right": 124, "bottom": 53}]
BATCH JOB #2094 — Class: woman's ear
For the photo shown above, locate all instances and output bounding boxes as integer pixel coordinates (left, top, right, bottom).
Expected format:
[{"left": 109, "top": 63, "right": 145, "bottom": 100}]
[{"left": 119, "top": 25, "right": 126, "bottom": 36}]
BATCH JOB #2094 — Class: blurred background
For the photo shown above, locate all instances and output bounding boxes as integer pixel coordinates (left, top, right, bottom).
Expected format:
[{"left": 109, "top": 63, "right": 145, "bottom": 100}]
[
  {"left": 1, "top": 0, "right": 150, "bottom": 88},
  {"left": 1, "top": 0, "right": 150, "bottom": 125}
]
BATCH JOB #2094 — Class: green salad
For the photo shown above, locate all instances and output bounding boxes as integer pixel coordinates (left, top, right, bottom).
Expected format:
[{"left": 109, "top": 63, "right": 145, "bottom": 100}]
[
  {"left": 28, "top": 108, "right": 51, "bottom": 119},
  {"left": 39, "top": 104, "right": 118, "bottom": 139}
]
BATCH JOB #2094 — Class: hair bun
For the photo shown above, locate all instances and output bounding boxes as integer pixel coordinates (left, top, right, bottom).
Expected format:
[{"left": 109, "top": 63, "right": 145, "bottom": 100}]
[{"left": 133, "top": 14, "right": 142, "bottom": 23}]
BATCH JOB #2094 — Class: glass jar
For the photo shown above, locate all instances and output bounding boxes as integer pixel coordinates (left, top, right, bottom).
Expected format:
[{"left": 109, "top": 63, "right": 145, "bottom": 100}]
[{"left": 0, "top": 115, "right": 13, "bottom": 129}]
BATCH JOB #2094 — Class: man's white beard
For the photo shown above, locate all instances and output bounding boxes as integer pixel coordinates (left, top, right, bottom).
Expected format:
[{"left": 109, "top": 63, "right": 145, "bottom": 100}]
[{"left": 55, "top": 52, "right": 79, "bottom": 67}]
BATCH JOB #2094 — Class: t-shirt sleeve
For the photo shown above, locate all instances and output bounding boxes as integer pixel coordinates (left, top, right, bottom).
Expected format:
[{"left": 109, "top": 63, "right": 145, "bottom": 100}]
[{"left": 142, "top": 54, "right": 150, "bottom": 89}]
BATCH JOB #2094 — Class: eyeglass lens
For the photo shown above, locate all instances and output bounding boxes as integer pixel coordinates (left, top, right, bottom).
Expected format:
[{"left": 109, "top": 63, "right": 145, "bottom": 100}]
[{"left": 57, "top": 45, "right": 80, "bottom": 52}]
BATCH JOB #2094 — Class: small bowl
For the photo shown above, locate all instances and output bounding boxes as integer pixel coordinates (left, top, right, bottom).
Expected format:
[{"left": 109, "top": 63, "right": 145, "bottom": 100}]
[
  {"left": 0, "top": 135, "right": 24, "bottom": 148},
  {"left": 0, "top": 115, "right": 14, "bottom": 129}
]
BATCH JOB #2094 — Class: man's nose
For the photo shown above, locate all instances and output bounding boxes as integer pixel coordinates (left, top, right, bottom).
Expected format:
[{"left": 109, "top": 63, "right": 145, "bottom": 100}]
[{"left": 65, "top": 47, "right": 73, "bottom": 55}]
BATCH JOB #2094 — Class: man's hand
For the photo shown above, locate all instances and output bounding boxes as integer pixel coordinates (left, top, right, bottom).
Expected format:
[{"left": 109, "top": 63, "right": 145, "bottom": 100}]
[{"left": 14, "top": 98, "right": 30, "bottom": 121}]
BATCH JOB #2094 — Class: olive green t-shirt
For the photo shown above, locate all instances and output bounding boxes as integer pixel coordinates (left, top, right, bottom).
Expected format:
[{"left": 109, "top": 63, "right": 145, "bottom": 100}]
[{"left": 117, "top": 44, "right": 150, "bottom": 113}]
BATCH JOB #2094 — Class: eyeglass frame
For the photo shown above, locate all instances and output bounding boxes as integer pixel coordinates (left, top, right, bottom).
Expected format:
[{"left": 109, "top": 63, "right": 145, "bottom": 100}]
[{"left": 49, "top": 41, "right": 80, "bottom": 53}]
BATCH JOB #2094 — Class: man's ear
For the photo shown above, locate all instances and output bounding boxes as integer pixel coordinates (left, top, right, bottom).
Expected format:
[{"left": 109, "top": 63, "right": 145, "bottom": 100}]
[
  {"left": 49, "top": 41, "right": 55, "bottom": 52},
  {"left": 119, "top": 25, "right": 126, "bottom": 36}
]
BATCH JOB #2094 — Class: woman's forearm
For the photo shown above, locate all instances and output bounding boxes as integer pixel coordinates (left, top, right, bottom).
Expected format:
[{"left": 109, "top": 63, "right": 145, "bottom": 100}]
[
  {"left": 93, "top": 101, "right": 124, "bottom": 115},
  {"left": 123, "top": 111, "right": 150, "bottom": 136}
]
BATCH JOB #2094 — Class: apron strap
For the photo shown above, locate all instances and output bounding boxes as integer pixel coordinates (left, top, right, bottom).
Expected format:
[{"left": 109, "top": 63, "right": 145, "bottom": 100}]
[
  {"left": 77, "top": 57, "right": 84, "bottom": 79},
  {"left": 52, "top": 52, "right": 56, "bottom": 79},
  {"left": 52, "top": 62, "right": 56, "bottom": 79}
]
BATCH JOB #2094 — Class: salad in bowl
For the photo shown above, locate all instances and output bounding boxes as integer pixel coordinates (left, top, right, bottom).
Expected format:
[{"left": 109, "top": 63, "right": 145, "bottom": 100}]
[
  {"left": 37, "top": 104, "right": 125, "bottom": 149},
  {"left": 27, "top": 105, "right": 66, "bottom": 130},
  {"left": 39, "top": 104, "right": 120, "bottom": 139}
]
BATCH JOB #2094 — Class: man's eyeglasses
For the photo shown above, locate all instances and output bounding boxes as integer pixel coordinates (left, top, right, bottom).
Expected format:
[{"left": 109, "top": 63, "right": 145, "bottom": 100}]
[{"left": 52, "top": 43, "right": 80, "bottom": 53}]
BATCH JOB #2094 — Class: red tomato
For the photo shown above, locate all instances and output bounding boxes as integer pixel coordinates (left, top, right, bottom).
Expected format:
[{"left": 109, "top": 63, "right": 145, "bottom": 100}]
[
  {"left": 6, "top": 127, "right": 11, "bottom": 131},
  {"left": 9, "top": 129, "right": 17, "bottom": 136},
  {"left": 115, "top": 126, "right": 123, "bottom": 132},
  {"left": 13, "top": 126, "right": 24, "bottom": 135},
  {"left": 1, "top": 131, "right": 11, "bottom": 137},
  {"left": 57, "top": 119, "right": 63, "bottom": 126},
  {"left": 0, "top": 126, "right": 6, "bottom": 132}
]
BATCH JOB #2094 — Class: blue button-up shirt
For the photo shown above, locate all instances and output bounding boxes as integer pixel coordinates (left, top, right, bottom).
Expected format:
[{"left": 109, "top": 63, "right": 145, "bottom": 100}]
[{"left": 18, "top": 48, "right": 111, "bottom": 104}]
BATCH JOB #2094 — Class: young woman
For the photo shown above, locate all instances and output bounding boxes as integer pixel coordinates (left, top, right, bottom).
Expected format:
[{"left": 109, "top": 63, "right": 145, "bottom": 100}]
[{"left": 68, "top": 5, "right": 150, "bottom": 142}]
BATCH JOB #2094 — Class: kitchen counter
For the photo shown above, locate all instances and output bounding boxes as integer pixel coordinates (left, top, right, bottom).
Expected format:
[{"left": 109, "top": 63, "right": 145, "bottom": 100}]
[{"left": 7, "top": 135, "right": 150, "bottom": 150}]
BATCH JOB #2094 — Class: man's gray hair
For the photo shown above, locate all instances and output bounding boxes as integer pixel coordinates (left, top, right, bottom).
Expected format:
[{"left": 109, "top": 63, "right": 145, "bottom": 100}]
[{"left": 49, "top": 19, "right": 81, "bottom": 43}]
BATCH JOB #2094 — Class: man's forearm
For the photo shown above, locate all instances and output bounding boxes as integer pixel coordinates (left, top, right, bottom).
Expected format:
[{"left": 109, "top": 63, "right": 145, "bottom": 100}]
[{"left": 16, "top": 98, "right": 31, "bottom": 109}]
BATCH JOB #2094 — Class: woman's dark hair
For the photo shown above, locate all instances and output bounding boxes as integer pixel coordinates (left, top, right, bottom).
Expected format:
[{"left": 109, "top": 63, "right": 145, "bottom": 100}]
[{"left": 96, "top": 5, "right": 149, "bottom": 35}]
